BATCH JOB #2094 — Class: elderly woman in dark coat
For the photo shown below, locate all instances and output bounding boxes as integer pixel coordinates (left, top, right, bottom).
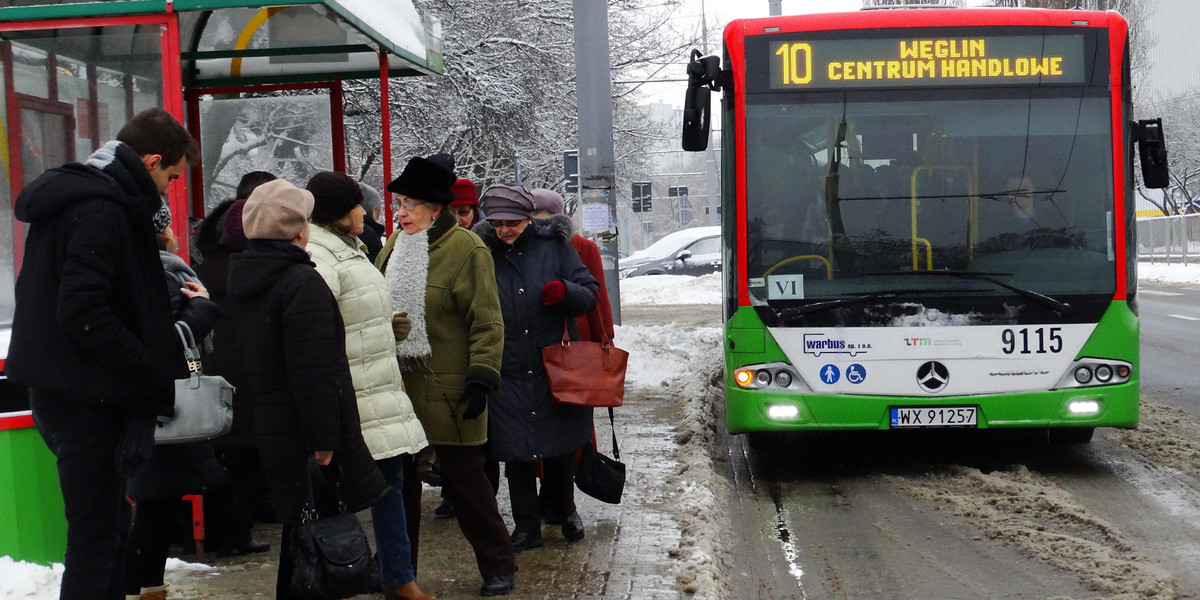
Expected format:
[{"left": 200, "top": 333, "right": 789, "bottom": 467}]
[
  {"left": 227, "top": 180, "right": 388, "bottom": 600},
  {"left": 474, "top": 183, "right": 599, "bottom": 553}
]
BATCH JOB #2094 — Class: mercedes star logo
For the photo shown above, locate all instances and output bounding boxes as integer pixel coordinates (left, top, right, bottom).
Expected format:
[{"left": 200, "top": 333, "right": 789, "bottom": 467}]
[{"left": 916, "top": 361, "right": 949, "bottom": 393}]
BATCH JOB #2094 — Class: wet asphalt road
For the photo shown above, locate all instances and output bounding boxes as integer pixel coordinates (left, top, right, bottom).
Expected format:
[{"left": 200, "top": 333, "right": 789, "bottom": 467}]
[{"left": 1138, "top": 283, "right": 1200, "bottom": 421}]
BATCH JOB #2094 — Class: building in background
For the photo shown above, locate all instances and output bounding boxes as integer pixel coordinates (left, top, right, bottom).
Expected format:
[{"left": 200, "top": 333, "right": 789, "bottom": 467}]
[{"left": 618, "top": 101, "right": 720, "bottom": 256}]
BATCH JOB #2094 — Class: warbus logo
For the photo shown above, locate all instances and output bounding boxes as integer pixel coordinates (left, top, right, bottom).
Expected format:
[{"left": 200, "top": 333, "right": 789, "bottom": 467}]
[
  {"left": 988, "top": 370, "right": 1049, "bottom": 377},
  {"left": 916, "top": 361, "right": 949, "bottom": 393},
  {"left": 802, "top": 333, "right": 867, "bottom": 357}
]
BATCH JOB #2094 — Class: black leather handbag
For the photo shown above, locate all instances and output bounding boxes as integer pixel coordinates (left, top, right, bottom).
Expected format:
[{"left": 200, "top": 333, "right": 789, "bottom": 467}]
[
  {"left": 289, "top": 460, "right": 378, "bottom": 600},
  {"left": 575, "top": 408, "right": 626, "bottom": 504}
]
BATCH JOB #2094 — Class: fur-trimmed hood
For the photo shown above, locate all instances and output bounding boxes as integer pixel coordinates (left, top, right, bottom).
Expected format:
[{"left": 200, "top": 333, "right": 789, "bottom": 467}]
[{"left": 473, "top": 214, "right": 573, "bottom": 251}]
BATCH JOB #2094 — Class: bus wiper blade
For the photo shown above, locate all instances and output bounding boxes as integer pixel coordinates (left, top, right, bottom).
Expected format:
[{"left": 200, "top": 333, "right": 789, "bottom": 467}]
[
  {"left": 866, "top": 270, "right": 1074, "bottom": 316},
  {"left": 778, "top": 288, "right": 929, "bottom": 320}
]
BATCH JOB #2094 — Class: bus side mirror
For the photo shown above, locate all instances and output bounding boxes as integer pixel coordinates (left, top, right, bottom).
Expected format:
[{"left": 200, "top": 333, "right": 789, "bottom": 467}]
[
  {"left": 1134, "top": 118, "right": 1169, "bottom": 189},
  {"left": 683, "top": 50, "right": 721, "bottom": 152}
]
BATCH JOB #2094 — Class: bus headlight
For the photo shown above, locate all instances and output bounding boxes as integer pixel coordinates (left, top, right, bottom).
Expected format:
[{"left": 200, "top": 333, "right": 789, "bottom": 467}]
[
  {"left": 767, "top": 404, "right": 800, "bottom": 419},
  {"left": 1055, "top": 359, "right": 1132, "bottom": 389},
  {"left": 731, "top": 363, "right": 810, "bottom": 391},
  {"left": 1068, "top": 400, "right": 1101, "bottom": 415},
  {"left": 734, "top": 368, "right": 754, "bottom": 387},
  {"left": 1074, "top": 366, "right": 1093, "bottom": 384},
  {"left": 754, "top": 370, "right": 772, "bottom": 387},
  {"left": 775, "top": 370, "right": 793, "bottom": 387}
]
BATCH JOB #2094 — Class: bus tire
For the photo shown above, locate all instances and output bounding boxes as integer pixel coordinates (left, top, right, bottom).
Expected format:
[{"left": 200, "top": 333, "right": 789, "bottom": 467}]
[
  {"left": 1049, "top": 427, "right": 1095, "bottom": 444},
  {"left": 746, "top": 432, "right": 773, "bottom": 449}
]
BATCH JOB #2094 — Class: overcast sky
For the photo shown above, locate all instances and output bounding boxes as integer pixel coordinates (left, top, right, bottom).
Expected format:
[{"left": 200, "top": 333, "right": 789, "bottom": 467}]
[{"left": 640, "top": 0, "right": 865, "bottom": 105}]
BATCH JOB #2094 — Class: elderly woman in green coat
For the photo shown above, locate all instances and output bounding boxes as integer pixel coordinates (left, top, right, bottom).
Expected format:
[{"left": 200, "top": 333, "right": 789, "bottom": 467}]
[{"left": 376, "top": 156, "right": 516, "bottom": 598}]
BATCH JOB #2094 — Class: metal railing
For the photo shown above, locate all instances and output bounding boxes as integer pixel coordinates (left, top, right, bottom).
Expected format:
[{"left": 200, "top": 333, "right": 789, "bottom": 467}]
[{"left": 1137, "top": 214, "right": 1200, "bottom": 263}]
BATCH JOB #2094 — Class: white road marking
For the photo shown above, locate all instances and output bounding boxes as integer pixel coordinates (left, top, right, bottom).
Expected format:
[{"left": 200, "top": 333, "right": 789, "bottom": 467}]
[
  {"left": 1168, "top": 314, "right": 1200, "bottom": 321},
  {"left": 1140, "top": 289, "right": 1185, "bottom": 296}
]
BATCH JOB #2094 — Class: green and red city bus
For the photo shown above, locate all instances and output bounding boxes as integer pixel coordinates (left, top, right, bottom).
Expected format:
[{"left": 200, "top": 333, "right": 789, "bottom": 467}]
[{"left": 682, "top": 7, "right": 1168, "bottom": 443}]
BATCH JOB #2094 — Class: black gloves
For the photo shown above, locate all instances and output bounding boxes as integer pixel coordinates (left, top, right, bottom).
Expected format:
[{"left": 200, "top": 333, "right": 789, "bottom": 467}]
[{"left": 461, "top": 381, "right": 490, "bottom": 419}]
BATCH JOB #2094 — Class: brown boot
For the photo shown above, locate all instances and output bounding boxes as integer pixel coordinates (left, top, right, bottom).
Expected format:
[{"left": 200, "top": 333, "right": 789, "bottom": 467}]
[
  {"left": 139, "top": 585, "right": 168, "bottom": 600},
  {"left": 384, "top": 581, "right": 437, "bottom": 600}
]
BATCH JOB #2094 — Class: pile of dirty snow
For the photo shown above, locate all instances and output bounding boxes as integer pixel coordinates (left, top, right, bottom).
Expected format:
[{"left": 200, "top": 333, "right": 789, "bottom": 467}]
[
  {"left": 616, "top": 325, "right": 721, "bottom": 389},
  {"left": 619, "top": 273, "right": 721, "bottom": 305},
  {"left": 1114, "top": 402, "right": 1200, "bottom": 480},
  {"left": 894, "top": 466, "right": 1180, "bottom": 598},
  {"left": 658, "top": 339, "right": 734, "bottom": 599}
]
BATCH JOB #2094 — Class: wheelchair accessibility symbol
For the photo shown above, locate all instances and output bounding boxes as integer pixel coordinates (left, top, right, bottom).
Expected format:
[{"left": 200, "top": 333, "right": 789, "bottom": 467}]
[{"left": 846, "top": 364, "right": 867, "bottom": 384}]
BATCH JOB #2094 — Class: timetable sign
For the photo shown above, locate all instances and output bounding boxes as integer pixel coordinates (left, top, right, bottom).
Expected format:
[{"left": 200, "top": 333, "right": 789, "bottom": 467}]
[{"left": 765, "top": 33, "right": 1086, "bottom": 89}]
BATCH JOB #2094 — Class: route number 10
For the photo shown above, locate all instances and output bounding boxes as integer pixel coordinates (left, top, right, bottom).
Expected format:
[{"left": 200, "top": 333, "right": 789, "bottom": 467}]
[{"left": 775, "top": 43, "right": 813, "bottom": 86}]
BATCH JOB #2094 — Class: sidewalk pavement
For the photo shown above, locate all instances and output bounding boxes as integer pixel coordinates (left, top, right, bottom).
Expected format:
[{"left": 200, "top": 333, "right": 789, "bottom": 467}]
[{"left": 162, "top": 394, "right": 686, "bottom": 600}]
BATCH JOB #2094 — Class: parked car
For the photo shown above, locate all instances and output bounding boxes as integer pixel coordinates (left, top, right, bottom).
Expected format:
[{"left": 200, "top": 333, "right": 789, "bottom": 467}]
[{"left": 619, "top": 226, "right": 721, "bottom": 278}]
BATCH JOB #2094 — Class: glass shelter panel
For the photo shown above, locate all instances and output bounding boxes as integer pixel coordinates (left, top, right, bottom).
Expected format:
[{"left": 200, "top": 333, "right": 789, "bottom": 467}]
[
  {"left": 0, "top": 23, "right": 164, "bottom": 325},
  {"left": 197, "top": 93, "right": 333, "bottom": 212}
]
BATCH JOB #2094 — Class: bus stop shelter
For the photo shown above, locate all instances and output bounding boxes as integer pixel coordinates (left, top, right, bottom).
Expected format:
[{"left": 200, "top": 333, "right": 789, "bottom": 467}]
[{"left": 0, "top": 0, "right": 443, "bottom": 565}]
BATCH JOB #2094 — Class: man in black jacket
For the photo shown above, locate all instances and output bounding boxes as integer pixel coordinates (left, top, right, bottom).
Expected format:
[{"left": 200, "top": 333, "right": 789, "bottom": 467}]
[{"left": 6, "top": 108, "right": 202, "bottom": 600}]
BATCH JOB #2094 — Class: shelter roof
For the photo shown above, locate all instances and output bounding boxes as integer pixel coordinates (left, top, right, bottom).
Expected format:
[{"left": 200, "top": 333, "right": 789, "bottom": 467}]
[{"left": 0, "top": 0, "right": 443, "bottom": 87}]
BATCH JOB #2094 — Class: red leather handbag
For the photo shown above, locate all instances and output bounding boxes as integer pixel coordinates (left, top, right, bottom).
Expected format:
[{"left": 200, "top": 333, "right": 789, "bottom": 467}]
[{"left": 542, "top": 318, "right": 627, "bottom": 407}]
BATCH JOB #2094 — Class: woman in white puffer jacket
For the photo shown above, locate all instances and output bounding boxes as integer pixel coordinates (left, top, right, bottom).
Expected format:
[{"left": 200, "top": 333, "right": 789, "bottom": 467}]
[{"left": 304, "top": 171, "right": 434, "bottom": 600}]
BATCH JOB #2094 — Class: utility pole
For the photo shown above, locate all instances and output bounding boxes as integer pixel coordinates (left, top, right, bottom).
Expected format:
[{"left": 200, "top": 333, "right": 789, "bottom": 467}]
[
  {"left": 573, "top": 0, "right": 621, "bottom": 324},
  {"left": 701, "top": 0, "right": 720, "bottom": 226}
]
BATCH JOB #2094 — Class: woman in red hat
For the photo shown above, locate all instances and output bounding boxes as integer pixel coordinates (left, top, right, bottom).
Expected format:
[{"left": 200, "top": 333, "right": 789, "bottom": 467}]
[{"left": 450, "top": 178, "right": 481, "bottom": 230}]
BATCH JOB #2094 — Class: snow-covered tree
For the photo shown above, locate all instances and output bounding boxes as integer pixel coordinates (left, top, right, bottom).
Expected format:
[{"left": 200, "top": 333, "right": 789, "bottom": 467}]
[
  {"left": 861, "top": 0, "right": 965, "bottom": 6},
  {"left": 1137, "top": 92, "right": 1200, "bottom": 215},
  {"left": 342, "top": 0, "right": 701, "bottom": 202}
]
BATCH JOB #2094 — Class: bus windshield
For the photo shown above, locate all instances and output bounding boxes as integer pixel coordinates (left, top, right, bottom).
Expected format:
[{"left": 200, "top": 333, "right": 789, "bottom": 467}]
[{"left": 743, "top": 87, "right": 1115, "bottom": 322}]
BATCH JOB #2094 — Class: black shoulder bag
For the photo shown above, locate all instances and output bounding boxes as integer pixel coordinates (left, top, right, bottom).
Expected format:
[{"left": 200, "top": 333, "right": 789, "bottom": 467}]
[
  {"left": 574, "top": 407, "right": 627, "bottom": 504},
  {"left": 289, "top": 459, "right": 378, "bottom": 600}
]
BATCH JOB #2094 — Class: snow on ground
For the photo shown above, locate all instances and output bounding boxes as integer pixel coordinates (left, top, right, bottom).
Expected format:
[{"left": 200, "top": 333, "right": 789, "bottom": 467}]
[
  {"left": 615, "top": 273, "right": 732, "bottom": 598},
  {"left": 617, "top": 324, "right": 720, "bottom": 388},
  {"left": 895, "top": 465, "right": 1181, "bottom": 598},
  {"left": 0, "top": 557, "right": 61, "bottom": 600},
  {"left": 0, "top": 557, "right": 215, "bottom": 600},
  {"left": 1139, "top": 262, "right": 1200, "bottom": 286},
  {"left": 618, "top": 272, "right": 721, "bottom": 305}
]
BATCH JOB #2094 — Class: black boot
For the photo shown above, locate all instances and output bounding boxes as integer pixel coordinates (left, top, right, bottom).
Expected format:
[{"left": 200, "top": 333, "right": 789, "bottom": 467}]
[
  {"left": 510, "top": 528, "right": 544, "bottom": 552},
  {"left": 561, "top": 512, "right": 585, "bottom": 542},
  {"left": 480, "top": 573, "right": 514, "bottom": 596},
  {"left": 434, "top": 496, "right": 455, "bottom": 518}
]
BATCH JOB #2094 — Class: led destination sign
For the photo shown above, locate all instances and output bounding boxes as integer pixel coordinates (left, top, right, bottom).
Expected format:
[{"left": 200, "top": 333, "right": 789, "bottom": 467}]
[{"left": 766, "top": 33, "right": 1086, "bottom": 89}]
